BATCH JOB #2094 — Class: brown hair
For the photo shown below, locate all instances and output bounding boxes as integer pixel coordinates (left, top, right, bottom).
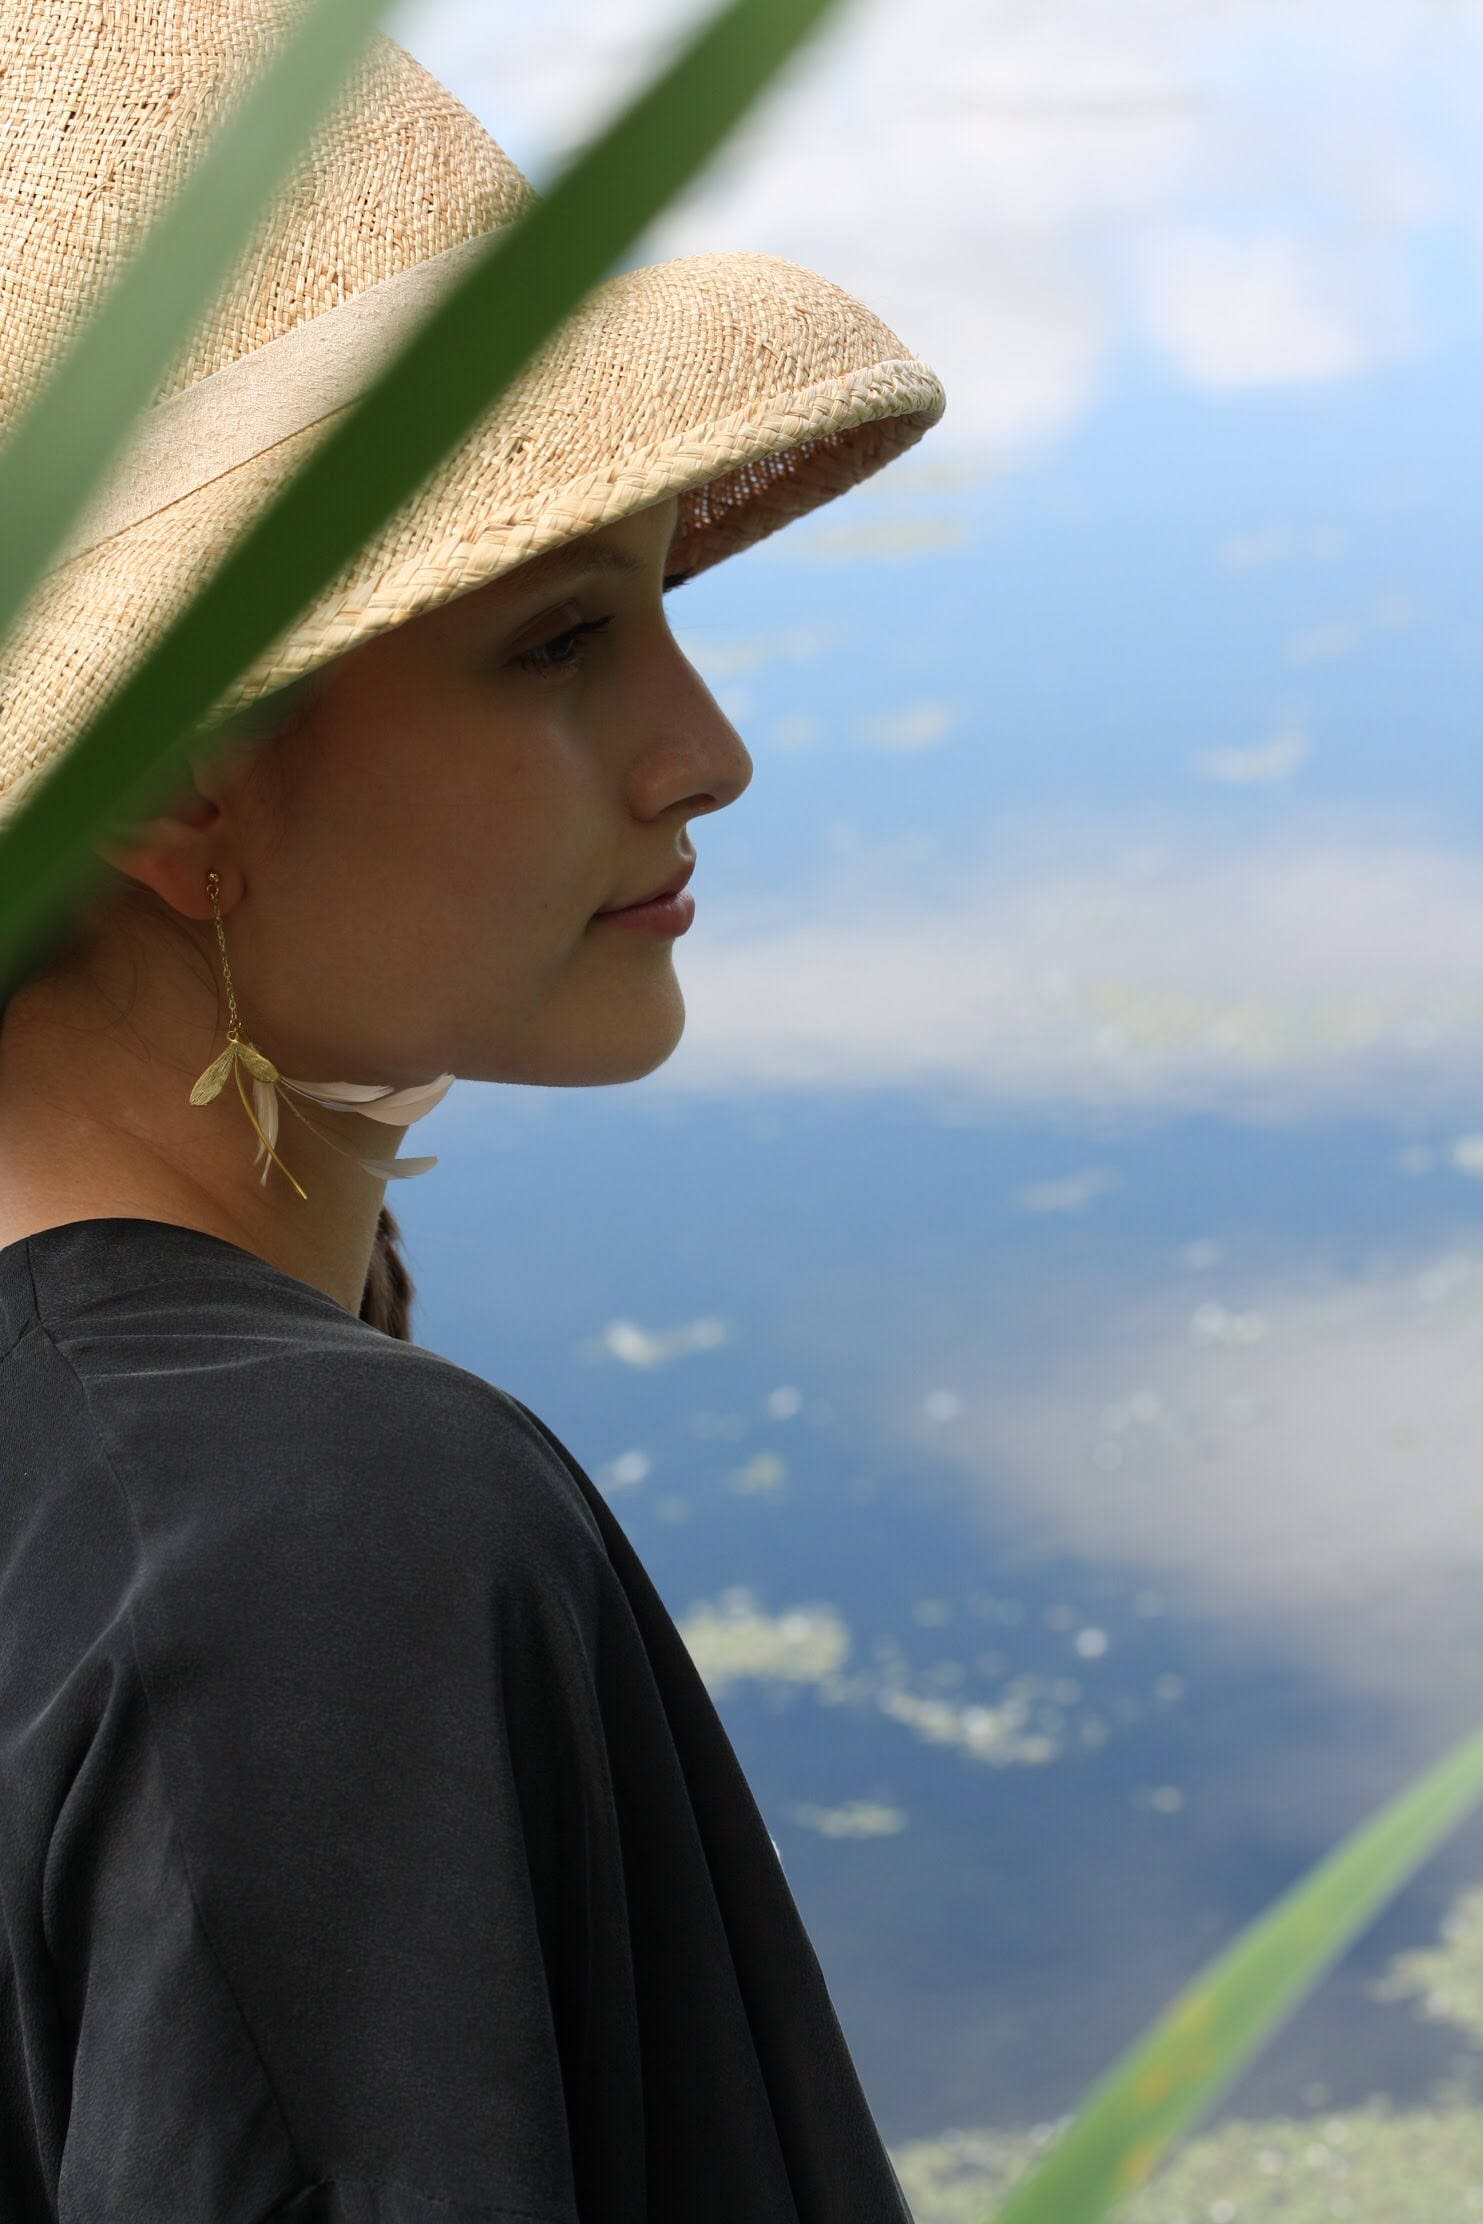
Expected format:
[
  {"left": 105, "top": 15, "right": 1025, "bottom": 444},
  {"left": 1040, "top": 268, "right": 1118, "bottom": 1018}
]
[{"left": 0, "top": 688, "right": 420, "bottom": 1340}]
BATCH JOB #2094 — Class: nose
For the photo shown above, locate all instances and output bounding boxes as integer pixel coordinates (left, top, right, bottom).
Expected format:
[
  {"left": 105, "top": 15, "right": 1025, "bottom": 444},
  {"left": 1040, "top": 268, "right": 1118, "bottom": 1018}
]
[
  {"left": 699, "top": 670, "right": 755, "bottom": 807},
  {"left": 681, "top": 737, "right": 753, "bottom": 819},
  {"left": 660, "top": 679, "right": 754, "bottom": 822}
]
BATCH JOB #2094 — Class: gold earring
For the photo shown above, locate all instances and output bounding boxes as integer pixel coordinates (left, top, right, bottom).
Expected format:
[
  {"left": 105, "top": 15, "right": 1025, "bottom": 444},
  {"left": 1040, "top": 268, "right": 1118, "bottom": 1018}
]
[{"left": 188, "top": 869, "right": 309, "bottom": 1202}]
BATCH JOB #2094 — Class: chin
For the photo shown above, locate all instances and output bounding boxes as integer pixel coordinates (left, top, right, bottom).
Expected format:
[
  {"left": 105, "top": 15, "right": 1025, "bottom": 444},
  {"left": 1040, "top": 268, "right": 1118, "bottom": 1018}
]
[
  {"left": 581, "top": 1032, "right": 686, "bottom": 1087},
  {"left": 504, "top": 1010, "right": 688, "bottom": 1090}
]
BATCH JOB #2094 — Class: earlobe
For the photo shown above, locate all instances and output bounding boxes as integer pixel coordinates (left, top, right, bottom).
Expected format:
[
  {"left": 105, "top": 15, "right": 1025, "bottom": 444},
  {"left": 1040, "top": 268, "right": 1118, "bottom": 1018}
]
[{"left": 96, "top": 818, "right": 225, "bottom": 920}]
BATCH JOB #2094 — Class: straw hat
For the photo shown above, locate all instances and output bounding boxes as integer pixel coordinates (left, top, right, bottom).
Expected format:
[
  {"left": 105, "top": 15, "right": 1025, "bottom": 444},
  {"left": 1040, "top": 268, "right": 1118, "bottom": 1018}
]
[{"left": 0, "top": 0, "right": 947, "bottom": 836}]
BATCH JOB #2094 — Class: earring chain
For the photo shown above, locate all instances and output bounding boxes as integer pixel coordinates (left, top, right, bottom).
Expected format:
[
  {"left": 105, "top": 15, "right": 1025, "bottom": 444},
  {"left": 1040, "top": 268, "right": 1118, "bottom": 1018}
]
[{"left": 206, "top": 869, "right": 243, "bottom": 1041}]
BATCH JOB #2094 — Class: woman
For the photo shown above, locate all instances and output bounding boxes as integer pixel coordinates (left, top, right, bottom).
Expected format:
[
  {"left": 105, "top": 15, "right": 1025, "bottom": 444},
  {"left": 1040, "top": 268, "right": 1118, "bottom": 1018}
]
[{"left": 0, "top": 4, "right": 946, "bottom": 2219}]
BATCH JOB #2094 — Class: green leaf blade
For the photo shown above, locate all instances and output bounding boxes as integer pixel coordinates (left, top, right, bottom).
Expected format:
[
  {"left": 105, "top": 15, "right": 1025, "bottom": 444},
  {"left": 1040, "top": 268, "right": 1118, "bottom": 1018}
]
[{"left": 986, "top": 1716, "right": 1483, "bottom": 2224}]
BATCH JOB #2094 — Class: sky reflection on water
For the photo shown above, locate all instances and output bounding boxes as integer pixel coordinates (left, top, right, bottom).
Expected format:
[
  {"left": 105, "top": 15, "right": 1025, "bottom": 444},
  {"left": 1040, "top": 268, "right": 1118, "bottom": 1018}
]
[{"left": 387, "top": 0, "right": 1483, "bottom": 2197}]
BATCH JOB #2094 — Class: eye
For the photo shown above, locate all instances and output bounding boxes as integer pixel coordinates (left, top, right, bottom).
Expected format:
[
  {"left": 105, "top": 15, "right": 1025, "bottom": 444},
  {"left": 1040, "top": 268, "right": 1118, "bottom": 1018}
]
[
  {"left": 510, "top": 568, "right": 697, "bottom": 680},
  {"left": 514, "top": 613, "right": 612, "bottom": 679}
]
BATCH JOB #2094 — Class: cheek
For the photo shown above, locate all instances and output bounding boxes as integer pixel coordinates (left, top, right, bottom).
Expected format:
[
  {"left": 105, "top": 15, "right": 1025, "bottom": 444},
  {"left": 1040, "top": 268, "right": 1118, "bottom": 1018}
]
[
  {"left": 444, "top": 721, "right": 603, "bottom": 922},
  {"left": 276, "top": 663, "right": 600, "bottom": 944}
]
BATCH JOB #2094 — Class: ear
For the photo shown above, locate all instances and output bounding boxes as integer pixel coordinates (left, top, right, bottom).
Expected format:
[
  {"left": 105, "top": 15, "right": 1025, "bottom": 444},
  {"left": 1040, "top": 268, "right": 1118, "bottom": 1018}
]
[{"left": 95, "top": 730, "right": 258, "bottom": 922}]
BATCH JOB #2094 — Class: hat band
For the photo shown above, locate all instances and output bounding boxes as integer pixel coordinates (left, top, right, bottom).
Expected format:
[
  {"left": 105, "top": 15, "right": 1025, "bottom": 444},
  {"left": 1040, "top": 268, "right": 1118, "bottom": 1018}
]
[{"left": 56, "top": 231, "right": 497, "bottom": 570}]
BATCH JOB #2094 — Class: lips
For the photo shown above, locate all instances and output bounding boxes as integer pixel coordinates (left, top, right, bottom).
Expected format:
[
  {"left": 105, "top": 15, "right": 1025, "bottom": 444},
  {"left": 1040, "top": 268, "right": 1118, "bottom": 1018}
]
[{"left": 597, "top": 853, "right": 696, "bottom": 914}]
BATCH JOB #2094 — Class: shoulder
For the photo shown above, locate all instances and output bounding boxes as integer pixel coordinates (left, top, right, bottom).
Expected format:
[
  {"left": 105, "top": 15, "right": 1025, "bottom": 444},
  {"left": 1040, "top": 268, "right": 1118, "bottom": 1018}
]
[{"left": 34, "top": 1255, "right": 608, "bottom": 1607}]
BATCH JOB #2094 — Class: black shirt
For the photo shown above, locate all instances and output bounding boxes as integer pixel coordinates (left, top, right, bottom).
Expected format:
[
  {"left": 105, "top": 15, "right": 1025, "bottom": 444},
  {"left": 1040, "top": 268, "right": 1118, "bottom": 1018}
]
[{"left": 0, "top": 1217, "right": 910, "bottom": 2223}]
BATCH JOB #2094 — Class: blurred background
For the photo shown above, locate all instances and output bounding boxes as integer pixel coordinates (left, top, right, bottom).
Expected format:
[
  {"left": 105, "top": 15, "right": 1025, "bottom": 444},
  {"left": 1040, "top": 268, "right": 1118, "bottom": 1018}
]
[{"left": 383, "top": 1, "right": 1483, "bottom": 2212}]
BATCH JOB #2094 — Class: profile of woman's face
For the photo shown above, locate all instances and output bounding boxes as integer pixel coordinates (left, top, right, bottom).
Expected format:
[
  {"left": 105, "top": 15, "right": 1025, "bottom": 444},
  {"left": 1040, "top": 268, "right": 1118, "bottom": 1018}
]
[{"left": 219, "top": 492, "right": 753, "bottom": 1092}]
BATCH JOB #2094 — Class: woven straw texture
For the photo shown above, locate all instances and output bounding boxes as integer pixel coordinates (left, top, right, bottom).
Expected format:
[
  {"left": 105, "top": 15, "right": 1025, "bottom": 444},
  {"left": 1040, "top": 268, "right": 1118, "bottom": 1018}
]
[{"left": 0, "top": 0, "right": 947, "bottom": 833}]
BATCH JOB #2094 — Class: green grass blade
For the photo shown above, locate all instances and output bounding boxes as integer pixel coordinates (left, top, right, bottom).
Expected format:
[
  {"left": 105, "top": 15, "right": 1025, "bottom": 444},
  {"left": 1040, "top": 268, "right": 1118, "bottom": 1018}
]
[
  {"left": 0, "top": 0, "right": 393, "bottom": 661},
  {"left": 986, "top": 1715, "right": 1483, "bottom": 2224},
  {"left": 0, "top": 0, "right": 852, "bottom": 999}
]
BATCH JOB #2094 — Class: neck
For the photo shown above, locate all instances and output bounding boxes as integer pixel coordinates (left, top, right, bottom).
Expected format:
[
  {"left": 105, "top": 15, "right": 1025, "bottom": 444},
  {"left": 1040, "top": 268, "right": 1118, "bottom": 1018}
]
[{"left": 0, "top": 988, "right": 454, "bottom": 1315}]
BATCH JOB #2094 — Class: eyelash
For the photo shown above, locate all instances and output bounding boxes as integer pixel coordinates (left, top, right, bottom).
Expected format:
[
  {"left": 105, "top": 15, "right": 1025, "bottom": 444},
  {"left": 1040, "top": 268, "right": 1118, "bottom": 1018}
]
[
  {"left": 513, "top": 569, "right": 696, "bottom": 679},
  {"left": 515, "top": 613, "right": 613, "bottom": 679}
]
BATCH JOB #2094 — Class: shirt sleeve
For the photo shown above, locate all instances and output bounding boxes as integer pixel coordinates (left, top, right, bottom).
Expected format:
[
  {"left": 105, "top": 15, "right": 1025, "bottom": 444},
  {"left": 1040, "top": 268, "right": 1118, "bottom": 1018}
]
[{"left": 46, "top": 1357, "right": 620, "bottom": 2224}]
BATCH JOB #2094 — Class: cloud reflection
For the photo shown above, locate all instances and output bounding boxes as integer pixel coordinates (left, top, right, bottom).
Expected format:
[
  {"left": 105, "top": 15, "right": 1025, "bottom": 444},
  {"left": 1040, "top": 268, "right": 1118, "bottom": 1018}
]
[
  {"left": 1194, "top": 723, "right": 1309, "bottom": 785},
  {"left": 924, "top": 1236, "right": 1483, "bottom": 1725},
  {"left": 1136, "top": 225, "right": 1419, "bottom": 388},
  {"left": 665, "top": 820, "right": 1483, "bottom": 1121}
]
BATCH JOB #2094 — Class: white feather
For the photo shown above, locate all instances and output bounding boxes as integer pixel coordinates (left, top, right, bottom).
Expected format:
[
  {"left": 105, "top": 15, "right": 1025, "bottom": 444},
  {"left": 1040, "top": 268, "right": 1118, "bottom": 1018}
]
[
  {"left": 241, "top": 1070, "right": 455, "bottom": 1187},
  {"left": 278, "top": 1073, "right": 457, "bottom": 1124}
]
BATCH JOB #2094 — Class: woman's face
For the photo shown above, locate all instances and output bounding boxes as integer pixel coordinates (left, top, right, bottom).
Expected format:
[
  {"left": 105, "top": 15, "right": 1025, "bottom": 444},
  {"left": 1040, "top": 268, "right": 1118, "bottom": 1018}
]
[{"left": 214, "top": 492, "right": 753, "bottom": 1091}]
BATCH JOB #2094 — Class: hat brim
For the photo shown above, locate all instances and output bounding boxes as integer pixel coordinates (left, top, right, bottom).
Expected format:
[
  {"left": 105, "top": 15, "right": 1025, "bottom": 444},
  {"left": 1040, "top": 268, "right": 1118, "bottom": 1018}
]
[{"left": 0, "top": 247, "right": 945, "bottom": 831}]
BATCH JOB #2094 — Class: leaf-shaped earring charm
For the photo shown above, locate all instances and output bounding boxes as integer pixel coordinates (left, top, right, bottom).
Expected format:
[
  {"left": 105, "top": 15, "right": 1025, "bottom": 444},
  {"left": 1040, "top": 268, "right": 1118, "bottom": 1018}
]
[
  {"left": 191, "top": 870, "right": 310, "bottom": 1203},
  {"left": 188, "top": 1030, "right": 309, "bottom": 1202}
]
